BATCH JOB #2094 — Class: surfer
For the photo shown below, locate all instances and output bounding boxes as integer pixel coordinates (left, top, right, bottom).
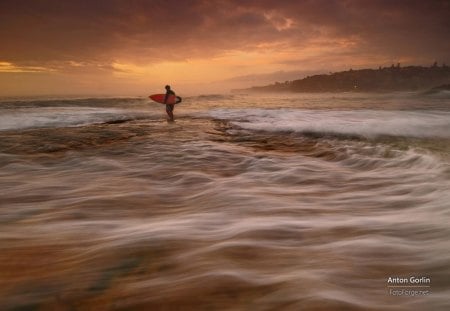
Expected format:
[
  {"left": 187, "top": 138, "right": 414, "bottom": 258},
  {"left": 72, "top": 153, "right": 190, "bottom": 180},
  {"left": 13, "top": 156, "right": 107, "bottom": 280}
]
[{"left": 164, "top": 85, "right": 176, "bottom": 121}]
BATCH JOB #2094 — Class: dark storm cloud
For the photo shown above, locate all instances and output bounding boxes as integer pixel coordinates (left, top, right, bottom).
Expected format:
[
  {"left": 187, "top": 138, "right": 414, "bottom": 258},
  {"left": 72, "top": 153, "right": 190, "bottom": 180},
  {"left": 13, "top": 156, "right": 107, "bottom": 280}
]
[{"left": 0, "top": 0, "right": 448, "bottom": 67}]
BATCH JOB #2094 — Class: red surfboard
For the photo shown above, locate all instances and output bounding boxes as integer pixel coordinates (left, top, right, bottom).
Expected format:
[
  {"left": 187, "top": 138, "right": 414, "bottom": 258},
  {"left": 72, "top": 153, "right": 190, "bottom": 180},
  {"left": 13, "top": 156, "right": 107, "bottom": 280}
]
[{"left": 149, "top": 94, "right": 182, "bottom": 105}]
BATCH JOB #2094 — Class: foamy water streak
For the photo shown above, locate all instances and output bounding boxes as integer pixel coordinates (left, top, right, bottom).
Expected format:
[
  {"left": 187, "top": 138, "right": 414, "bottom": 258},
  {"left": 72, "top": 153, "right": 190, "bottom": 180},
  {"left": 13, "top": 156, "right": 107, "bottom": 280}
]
[
  {"left": 211, "top": 108, "right": 450, "bottom": 139},
  {"left": 0, "top": 97, "right": 157, "bottom": 130},
  {"left": 0, "top": 93, "right": 449, "bottom": 310}
]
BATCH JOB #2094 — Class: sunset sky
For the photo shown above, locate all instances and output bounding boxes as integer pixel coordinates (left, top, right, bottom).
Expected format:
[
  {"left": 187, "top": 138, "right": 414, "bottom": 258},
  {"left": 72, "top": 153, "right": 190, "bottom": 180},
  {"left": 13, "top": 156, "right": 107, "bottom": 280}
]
[{"left": 1, "top": 0, "right": 449, "bottom": 96}]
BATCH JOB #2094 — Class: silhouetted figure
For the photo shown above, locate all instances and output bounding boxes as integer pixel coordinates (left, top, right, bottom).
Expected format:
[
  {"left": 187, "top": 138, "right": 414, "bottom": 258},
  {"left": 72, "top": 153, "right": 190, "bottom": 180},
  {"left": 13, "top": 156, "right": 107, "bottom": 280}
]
[{"left": 164, "top": 85, "right": 176, "bottom": 121}]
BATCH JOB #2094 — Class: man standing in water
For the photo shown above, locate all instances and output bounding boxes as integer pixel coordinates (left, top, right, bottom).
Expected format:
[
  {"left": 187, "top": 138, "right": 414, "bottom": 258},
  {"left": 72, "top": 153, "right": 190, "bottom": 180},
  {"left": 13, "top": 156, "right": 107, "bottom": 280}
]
[{"left": 164, "top": 85, "right": 176, "bottom": 122}]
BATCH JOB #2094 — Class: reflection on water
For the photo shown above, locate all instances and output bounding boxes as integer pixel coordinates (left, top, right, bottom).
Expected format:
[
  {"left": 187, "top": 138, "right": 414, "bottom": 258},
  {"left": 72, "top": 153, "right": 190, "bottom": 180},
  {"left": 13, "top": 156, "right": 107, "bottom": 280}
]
[{"left": 0, "top": 94, "right": 449, "bottom": 310}]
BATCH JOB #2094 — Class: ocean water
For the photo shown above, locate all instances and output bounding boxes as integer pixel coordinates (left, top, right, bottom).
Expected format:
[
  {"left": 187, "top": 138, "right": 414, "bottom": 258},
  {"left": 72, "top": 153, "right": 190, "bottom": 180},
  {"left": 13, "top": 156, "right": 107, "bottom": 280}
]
[{"left": 0, "top": 92, "right": 449, "bottom": 310}]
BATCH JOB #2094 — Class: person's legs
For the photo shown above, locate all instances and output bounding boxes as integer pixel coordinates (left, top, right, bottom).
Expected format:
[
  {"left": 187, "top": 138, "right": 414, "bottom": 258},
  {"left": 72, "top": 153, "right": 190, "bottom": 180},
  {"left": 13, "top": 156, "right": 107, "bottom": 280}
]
[{"left": 166, "top": 104, "right": 174, "bottom": 121}]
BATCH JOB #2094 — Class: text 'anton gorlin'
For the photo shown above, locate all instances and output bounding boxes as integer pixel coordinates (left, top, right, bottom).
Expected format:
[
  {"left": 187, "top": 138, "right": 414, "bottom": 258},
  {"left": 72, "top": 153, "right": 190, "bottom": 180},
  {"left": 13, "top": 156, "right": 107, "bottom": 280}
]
[{"left": 387, "top": 276, "right": 431, "bottom": 285}]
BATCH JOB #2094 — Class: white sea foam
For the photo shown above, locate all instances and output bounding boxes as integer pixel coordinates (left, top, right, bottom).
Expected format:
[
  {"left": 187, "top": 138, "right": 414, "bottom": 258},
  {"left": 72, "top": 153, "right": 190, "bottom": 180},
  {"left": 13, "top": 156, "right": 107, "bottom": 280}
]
[
  {"left": 211, "top": 108, "right": 450, "bottom": 139},
  {"left": 0, "top": 107, "right": 154, "bottom": 130}
]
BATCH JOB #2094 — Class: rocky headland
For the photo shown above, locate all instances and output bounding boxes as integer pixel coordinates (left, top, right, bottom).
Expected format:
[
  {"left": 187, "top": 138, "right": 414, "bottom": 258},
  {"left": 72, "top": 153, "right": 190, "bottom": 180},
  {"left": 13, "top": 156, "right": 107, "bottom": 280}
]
[{"left": 234, "top": 64, "right": 450, "bottom": 93}]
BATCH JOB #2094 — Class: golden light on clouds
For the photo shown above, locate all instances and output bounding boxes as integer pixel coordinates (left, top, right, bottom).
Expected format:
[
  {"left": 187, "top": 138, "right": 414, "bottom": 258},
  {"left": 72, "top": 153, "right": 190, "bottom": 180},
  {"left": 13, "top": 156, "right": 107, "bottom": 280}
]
[{"left": 0, "top": 62, "right": 55, "bottom": 73}]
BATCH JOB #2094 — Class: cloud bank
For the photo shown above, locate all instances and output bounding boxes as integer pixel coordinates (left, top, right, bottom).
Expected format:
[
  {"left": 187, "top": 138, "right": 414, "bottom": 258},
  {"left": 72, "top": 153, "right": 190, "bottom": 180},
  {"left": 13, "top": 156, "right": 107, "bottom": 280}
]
[
  {"left": 1, "top": 0, "right": 448, "bottom": 65},
  {"left": 0, "top": 0, "right": 448, "bottom": 95}
]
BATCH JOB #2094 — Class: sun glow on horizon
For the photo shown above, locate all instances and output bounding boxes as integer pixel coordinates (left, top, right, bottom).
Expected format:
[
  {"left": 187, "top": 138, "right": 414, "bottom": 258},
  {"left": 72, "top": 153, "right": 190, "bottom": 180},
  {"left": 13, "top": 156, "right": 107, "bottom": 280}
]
[{"left": 109, "top": 49, "right": 303, "bottom": 86}]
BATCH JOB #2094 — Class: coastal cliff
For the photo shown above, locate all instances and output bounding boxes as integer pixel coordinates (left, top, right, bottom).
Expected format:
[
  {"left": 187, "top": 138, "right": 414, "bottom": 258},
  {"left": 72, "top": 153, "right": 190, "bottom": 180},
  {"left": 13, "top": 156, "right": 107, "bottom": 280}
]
[{"left": 234, "top": 64, "right": 450, "bottom": 93}]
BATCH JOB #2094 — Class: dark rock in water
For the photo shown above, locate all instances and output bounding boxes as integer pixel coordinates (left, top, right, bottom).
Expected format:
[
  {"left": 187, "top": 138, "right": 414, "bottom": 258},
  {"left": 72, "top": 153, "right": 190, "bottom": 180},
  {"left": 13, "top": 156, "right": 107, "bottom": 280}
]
[
  {"left": 105, "top": 118, "right": 133, "bottom": 124},
  {"left": 430, "top": 84, "right": 450, "bottom": 91},
  {"left": 424, "top": 84, "right": 450, "bottom": 94}
]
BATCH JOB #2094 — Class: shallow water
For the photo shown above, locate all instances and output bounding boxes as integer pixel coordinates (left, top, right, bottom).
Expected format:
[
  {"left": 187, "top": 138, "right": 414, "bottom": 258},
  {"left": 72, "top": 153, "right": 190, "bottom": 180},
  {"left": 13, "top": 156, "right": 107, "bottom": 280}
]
[{"left": 0, "top": 92, "right": 449, "bottom": 310}]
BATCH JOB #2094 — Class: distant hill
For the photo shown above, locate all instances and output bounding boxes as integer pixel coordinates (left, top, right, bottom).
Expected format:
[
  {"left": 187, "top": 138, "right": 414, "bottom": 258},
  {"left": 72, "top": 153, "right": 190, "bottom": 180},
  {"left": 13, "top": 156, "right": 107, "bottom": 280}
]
[{"left": 233, "top": 64, "right": 450, "bottom": 93}]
